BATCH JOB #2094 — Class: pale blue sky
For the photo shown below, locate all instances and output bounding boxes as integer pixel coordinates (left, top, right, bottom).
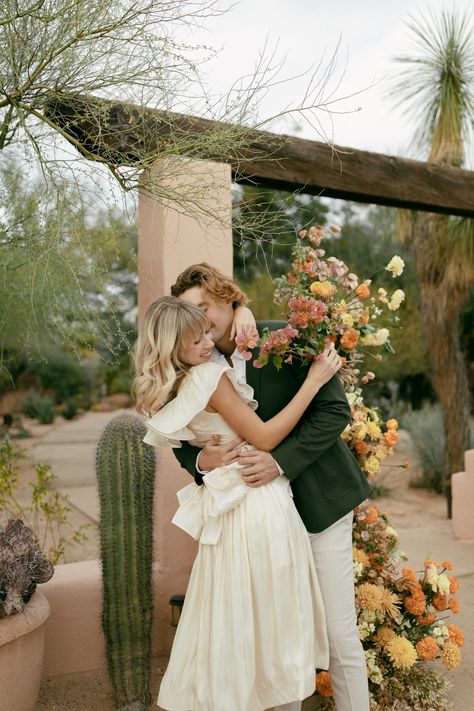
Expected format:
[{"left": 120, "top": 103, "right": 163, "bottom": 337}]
[{"left": 185, "top": 0, "right": 473, "bottom": 164}]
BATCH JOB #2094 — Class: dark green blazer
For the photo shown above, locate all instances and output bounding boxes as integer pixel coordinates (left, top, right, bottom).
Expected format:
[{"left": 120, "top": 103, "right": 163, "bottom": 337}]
[{"left": 173, "top": 320, "right": 371, "bottom": 533}]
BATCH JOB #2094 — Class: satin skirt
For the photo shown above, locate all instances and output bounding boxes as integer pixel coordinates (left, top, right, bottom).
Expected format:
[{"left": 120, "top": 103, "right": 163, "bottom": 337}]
[{"left": 157, "top": 467, "right": 328, "bottom": 711}]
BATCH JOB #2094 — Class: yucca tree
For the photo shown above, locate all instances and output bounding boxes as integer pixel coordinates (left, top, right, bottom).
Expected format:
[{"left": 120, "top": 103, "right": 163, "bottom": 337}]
[{"left": 390, "top": 9, "right": 474, "bottom": 516}]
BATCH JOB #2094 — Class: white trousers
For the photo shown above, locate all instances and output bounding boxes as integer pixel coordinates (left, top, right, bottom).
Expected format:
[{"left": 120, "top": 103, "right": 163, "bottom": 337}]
[{"left": 274, "top": 512, "right": 370, "bottom": 711}]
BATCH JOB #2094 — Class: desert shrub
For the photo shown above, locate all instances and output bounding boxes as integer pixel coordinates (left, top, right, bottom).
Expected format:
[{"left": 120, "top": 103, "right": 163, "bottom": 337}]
[{"left": 21, "top": 389, "right": 55, "bottom": 424}]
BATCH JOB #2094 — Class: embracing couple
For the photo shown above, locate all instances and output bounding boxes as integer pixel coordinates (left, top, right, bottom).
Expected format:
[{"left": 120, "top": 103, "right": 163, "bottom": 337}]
[{"left": 133, "top": 263, "right": 372, "bottom": 711}]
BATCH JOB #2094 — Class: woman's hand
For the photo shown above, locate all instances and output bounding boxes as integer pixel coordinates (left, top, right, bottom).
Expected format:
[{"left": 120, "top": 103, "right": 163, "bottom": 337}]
[
  {"left": 307, "top": 345, "right": 342, "bottom": 387},
  {"left": 229, "top": 304, "right": 257, "bottom": 341}
]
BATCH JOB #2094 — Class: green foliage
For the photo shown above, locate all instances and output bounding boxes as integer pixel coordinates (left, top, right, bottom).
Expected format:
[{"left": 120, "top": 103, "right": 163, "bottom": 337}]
[
  {"left": 0, "top": 439, "right": 90, "bottom": 564},
  {"left": 21, "top": 389, "right": 55, "bottom": 424},
  {"left": 96, "top": 414, "right": 156, "bottom": 710},
  {"left": 401, "top": 405, "right": 474, "bottom": 492},
  {"left": 233, "top": 187, "right": 329, "bottom": 283}
]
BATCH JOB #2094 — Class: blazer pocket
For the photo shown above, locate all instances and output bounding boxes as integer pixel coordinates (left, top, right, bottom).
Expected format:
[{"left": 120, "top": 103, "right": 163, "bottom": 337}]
[{"left": 312, "top": 463, "right": 361, "bottom": 501}]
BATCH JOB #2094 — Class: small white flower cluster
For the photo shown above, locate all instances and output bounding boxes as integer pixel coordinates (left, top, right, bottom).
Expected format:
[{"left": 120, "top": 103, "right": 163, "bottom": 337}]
[
  {"left": 387, "top": 289, "right": 405, "bottom": 311},
  {"left": 358, "top": 619, "right": 376, "bottom": 640},
  {"left": 353, "top": 560, "right": 364, "bottom": 580},
  {"left": 362, "top": 328, "right": 390, "bottom": 346},
  {"left": 424, "top": 565, "right": 450, "bottom": 594},
  {"left": 385, "top": 255, "right": 405, "bottom": 278},
  {"left": 365, "top": 649, "right": 384, "bottom": 685},
  {"left": 432, "top": 623, "right": 449, "bottom": 649}
]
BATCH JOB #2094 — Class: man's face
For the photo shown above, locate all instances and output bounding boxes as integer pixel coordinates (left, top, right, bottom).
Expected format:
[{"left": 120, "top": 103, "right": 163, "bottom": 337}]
[{"left": 179, "top": 286, "right": 234, "bottom": 345}]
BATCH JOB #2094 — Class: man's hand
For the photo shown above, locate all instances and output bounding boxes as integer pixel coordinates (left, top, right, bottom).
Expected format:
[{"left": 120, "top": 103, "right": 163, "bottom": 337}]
[
  {"left": 199, "top": 434, "right": 245, "bottom": 471},
  {"left": 239, "top": 449, "right": 281, "bottom": 488}
]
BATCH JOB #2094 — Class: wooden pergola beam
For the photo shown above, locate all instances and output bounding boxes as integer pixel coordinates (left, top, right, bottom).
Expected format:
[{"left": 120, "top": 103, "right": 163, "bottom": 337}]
[{"left": 45, "top": 95, "right": 474, "bottom": 217}]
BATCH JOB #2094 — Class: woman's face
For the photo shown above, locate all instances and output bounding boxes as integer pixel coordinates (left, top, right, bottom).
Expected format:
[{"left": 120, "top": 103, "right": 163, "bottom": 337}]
[{"left": 179, "top": 328, "right": 214, "bottom": 366}]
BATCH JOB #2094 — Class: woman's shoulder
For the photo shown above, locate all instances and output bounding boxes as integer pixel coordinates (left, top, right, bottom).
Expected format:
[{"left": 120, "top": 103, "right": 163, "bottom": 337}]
[{"left": 142, "top": 362, "right": 232, "bottom": 448}]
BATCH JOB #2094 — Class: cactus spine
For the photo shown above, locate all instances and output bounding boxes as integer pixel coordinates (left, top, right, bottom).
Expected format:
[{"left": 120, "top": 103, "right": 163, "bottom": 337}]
[{"left": 96, "top": 413, "right": 156, "bottom": 711}]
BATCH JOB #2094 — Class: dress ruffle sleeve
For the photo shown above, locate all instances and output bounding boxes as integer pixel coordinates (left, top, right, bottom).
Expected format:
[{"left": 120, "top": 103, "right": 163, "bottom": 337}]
[{"left": 143, "top": 361, "right": 256, "bottom": 448}]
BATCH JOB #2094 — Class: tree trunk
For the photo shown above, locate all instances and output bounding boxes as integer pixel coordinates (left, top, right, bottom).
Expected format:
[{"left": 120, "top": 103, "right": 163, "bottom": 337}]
[{"left": 418, "top": 284, "right": 471, "bottom": 517}]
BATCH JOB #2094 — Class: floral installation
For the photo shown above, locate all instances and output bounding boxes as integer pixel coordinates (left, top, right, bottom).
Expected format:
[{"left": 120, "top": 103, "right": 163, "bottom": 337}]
[
  {"left": 314, "top": 503, "right": 463, "bottom": 710},
  {"left": 235, "top": 225, "right": 464, "bottom": 709}
]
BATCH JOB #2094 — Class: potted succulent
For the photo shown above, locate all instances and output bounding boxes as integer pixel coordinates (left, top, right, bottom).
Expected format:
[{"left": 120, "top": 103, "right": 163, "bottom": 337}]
[{"left": 0, "top": 518, "right": 54, "bottom": 711}]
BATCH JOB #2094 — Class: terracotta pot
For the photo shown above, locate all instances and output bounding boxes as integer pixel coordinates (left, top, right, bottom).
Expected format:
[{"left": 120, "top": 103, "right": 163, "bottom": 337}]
[{"left": 0, "top": 590, "right": 50, "bottom": 711}]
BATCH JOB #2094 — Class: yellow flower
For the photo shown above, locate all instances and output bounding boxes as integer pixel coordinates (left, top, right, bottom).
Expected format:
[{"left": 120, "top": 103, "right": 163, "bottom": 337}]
[
  {"left": 341, "top": 313, "right": 354, "bottom": 327},
  {"left": 385, "top": 255, "right": 405, "bottom": 277},
  {"left": 380, "top": 588, "right": 401, "bottom": 619},
  {"left": 442, "top": 641, "right": 462, "bottom": 670},
  {"left": 356, "top": 583, "right": 384, "bottom": 611},
  {"left": 388, "top": 288, "right": 405, "bottom": 311},
  {"left": 367, "top": 422, "right": 382, "bottom": 439},
  {"left": 375, "top": 626, "right": 396, "bottom": 649},
  {"left": 364, "top": 456, "right": 380, "bottom": 476},
  {"left": 356, "top": 424, "right": 368, "bottom": 439},
  {"left": 386, "top": 636, "right": 417, "bottom": 669},
  {"left": 310, "top": 280, "right": 337, "bottom": 299},
  {"left": 353, "top": 547, "right": 369, "bottom": 567}
]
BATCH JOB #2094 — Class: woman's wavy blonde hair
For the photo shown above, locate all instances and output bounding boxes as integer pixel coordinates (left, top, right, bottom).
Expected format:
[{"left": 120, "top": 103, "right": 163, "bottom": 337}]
[{"left": 133, "top": 296, "right": 210, "bottom": 417}]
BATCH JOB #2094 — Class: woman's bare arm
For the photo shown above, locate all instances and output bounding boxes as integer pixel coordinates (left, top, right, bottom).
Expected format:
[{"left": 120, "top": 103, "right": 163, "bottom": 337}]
[{"left": 209, "top": 347, "right": 341, "bottom": 452}]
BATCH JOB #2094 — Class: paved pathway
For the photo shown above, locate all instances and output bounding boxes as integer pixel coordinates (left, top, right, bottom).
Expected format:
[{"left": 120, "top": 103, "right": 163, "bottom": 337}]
[{"left": 32, "top": 410, "right": 131, "bottom": 523}]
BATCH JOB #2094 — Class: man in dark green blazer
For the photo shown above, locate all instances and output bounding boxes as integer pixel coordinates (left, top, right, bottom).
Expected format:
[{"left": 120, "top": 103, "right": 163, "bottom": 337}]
[{"left": 171, "top": 263, "right": 371, "bottom": 711}]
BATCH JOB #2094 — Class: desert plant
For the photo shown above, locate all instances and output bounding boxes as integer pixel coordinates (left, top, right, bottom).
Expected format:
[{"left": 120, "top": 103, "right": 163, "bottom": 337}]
[
  {"left": 21, "top": 389, "right": 55, "bottom": 424},
  {"left": 0, "top": 518, "right": 54, "bottom": 618},
  {"left": 403, "top": 405, "right": 474, "bottom": 492},
  {"left": 0, "top": 439, "right": 90, "bottom": 563},
  {"left": 96, "top": 413, "right": 156, "bottom": 711}
]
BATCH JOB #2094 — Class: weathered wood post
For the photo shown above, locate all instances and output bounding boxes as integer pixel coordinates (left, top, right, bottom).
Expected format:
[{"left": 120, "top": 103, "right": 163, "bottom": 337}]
[{"left": 138, "top": 157, "right": 233, "bottom": 655}]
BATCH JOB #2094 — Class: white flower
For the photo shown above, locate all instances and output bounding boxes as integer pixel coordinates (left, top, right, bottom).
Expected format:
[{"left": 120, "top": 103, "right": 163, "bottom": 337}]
[
  {"left": 425, "top": 564, "right": 439, "bottom": 590},
  {"left": 385, "top": 255, "right": 405, "bottom": 277},
  {"left": 388, "top": 289, "right": 405, "bottom": 311},
  {"left": 437, "top": 573, "right": 451, "bottom": 595},
  {"left": 353, "top": 561, "right": 364, "bottom": 580},
  {"left": 385, "top": 526, "right": 398, "bottom": 538},
  {"left": 362, "top": 328, "right": 390, "bottom": 346}
]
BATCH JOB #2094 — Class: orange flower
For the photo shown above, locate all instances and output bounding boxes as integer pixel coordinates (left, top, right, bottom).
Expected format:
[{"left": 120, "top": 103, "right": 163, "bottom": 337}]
[
  {"left": 358, "top": 311, "right": 370, "bottom": 324},
  {"left": 448, "top": 624, "right": 464, "bottom": 647},
  {"left": 405, "top": 593, "right": 426, "bottom": 616},
  {"left": 418, "top": 612, "right": 436, "bottom": 626},
  {"left": 340, "top": 328, "right": 360, "bottom": 351},
  {"left": 448, "top": 575, "right": 459, "bottom": 594},
  {"left": 383, "top": 430, "right": 399, "bottom": 447},
  {"left": 316, "top": 671, "right": 333, "bottom": 697},
  {"left": 386, "top": 418, "right": 398, "bottom": 430},
  {"left": 424, "top": 559, "right": 440, "bottom": 568},
  {"left": 432, "top": 593, "right": 447, "bottom": 611},
  {"left": 416, "top": 636, "right": 438, "bottom": 661},
  {"left": 355, "top": 283, "right": 370, "bottom": 299},
  {"left": 402, "top": 567, "right": 417, "bottom": 583},
  {"left": 442, "top": 560, "right": 454, "bottom": 571},
  {"left": 364, "top": 506, "right": 378, "bottom": 525},
  {"left": 355, "top": 440, "right": 368, "bottom": 454},
  {"left": 448, "top": 598, "right": 460, "bottom": 614}
]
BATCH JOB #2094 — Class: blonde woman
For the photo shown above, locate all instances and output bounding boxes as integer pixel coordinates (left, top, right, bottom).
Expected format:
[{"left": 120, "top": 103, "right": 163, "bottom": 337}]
[{"left": 134, "top": 296, "right": 341, "bottom": 711}]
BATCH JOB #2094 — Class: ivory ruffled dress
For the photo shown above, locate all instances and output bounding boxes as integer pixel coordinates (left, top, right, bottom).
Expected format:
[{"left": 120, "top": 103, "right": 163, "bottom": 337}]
[{"left": 143, "top": 361, "right": 328, "bottom": 711}]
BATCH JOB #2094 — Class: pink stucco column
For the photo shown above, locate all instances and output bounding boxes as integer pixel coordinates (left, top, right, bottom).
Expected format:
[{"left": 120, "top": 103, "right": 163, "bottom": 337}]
[
  {"left": 452, "top": 449, "right": 474, "bottom": 540},
  {"left": 138, "top": 158, "right": 233, "bottom": 654}
]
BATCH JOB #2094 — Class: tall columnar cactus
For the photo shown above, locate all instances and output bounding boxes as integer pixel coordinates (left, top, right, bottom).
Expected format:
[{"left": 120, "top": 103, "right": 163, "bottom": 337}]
[{"left": 96, "top": 413, "right": 156, "bottom": 711}]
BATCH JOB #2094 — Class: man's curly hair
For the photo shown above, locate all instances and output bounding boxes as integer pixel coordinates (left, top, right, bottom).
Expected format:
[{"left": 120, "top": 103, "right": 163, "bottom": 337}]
[{"left": 171, "top": 262, "right": 248, "bottom": 308}]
